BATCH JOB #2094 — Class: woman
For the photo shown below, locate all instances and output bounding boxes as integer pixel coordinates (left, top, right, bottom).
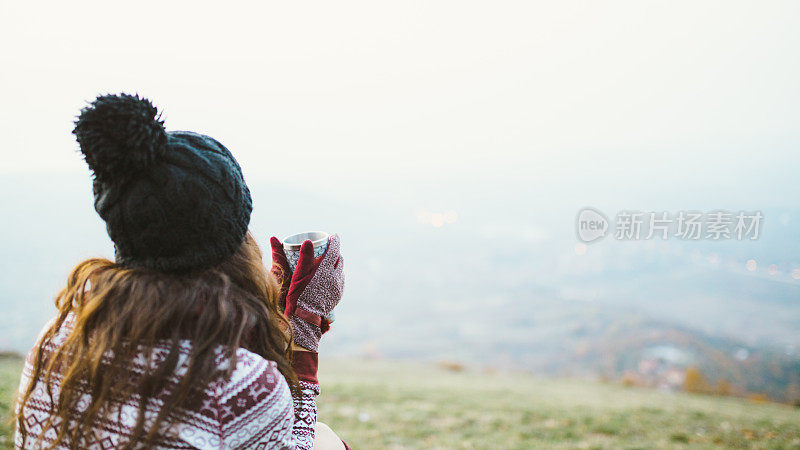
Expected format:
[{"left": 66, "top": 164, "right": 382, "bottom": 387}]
[{"left": 14, "top": 94, "right": 346, "bottom": 449}]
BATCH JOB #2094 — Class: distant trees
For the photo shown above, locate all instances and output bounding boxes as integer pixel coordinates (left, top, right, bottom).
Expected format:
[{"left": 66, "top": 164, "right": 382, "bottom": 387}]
[
  {"left": 748, "top": 393, "right": 770, "bottom": 403},
  {"left": 715, "top": 378, "right": 731, "bottom": 396},
  {"left": 621, "top": 371, "right": 639, "bottom": 387},
  {"left": 683, "top": 367, "right": 775, "bottom": 403},
  {"left": 684, "top": 366, "right": 707, "bottom": 393},
  {"left": 785, "top": 382, "right": 800, "bottom": 407},
  {"left": 436, "top": 361, "right": 466, "bottom": 372}
]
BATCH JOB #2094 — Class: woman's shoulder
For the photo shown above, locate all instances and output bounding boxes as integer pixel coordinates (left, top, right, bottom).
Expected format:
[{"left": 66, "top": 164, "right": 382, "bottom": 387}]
[
  {"left": 178, "top": 347, "right": 295, "bottom": 447},
  {"left": 213, "top": 347, "right": 293, "bottom": 402},
  {"left": 170, "top": 347, "right": 297, "bottom": 447}
]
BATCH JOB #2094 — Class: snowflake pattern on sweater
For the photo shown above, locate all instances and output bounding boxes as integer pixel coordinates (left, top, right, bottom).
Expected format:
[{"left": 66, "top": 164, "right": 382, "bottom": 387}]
[{"left": 14, "top": 316, "right": 319, "bottom": 449}]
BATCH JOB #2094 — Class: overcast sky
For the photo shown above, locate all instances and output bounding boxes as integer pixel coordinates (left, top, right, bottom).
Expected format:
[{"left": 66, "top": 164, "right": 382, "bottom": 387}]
[{"left": 1, "top": 1, "right": 798, "bottom": 208}]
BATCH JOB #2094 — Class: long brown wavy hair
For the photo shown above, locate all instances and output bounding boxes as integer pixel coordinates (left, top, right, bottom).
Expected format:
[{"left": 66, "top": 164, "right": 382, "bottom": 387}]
[{"left": 15, "top": 231, "right": 298, "bottom": 449}]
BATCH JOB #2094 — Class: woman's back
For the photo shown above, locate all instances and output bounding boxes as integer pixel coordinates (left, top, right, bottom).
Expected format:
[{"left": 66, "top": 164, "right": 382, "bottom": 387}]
[{"left": 16, "top": 314, "right": 312, "bottom": 449}]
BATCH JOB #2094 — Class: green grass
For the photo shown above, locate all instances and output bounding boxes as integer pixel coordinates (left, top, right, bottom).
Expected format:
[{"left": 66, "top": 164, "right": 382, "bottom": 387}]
[
  {"left": 0, "top": 356, "right": 23, "bottom": 449},
  {"left": 315, "top": 359, "right": 800, "bottom": 449},
  {"left": 2, "top": 355, "right": 798, "bottom": 449}
]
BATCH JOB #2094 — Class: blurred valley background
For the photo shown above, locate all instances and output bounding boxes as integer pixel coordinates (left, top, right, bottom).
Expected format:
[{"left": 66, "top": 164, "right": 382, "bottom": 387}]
[{"left": 1, "top": 1, "right": 799, "bottom": 405}]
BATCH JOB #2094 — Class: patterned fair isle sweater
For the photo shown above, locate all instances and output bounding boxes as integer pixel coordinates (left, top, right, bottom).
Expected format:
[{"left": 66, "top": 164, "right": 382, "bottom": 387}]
[{"left": 15, "top": 315, "right": 320, "bottom": 449}]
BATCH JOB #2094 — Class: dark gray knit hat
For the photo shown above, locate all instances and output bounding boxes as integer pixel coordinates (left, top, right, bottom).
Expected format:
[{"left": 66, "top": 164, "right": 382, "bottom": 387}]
[{"left": 73, "top": 93, "right": 252, "bottom": 272}]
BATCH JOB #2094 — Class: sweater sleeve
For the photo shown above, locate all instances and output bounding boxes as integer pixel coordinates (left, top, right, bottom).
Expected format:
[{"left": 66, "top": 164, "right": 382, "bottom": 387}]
[
  {"left": 290, "top": 351, "right": 321, "bottom": 450},
  {"left": 291, "top": 380, "right": 320, "bottom": 449}
]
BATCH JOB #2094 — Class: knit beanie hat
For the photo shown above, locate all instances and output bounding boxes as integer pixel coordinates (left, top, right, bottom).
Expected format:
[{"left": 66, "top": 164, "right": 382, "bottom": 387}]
[{"left": 73, "top": 93, "right": 252, "bottom": 272}]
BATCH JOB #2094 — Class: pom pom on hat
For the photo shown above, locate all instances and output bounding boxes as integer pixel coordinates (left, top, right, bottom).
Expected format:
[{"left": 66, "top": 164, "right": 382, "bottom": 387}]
[{"left": 73, "top": 93, "right": 167, "bottom": 183}]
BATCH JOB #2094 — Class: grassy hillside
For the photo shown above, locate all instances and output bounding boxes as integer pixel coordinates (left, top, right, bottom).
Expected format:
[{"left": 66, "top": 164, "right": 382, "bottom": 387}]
[
  {"left": 316, "top": 360, "right": 799, "bottom": 449},
  {"left": 2, "top": 355, "right": 798, "bottom": 449}
]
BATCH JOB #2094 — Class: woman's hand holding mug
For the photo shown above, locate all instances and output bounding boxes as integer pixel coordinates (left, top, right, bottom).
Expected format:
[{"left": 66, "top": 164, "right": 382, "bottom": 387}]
[{"left": 270, "top": 233, "right": 344, "bottom": 352}]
